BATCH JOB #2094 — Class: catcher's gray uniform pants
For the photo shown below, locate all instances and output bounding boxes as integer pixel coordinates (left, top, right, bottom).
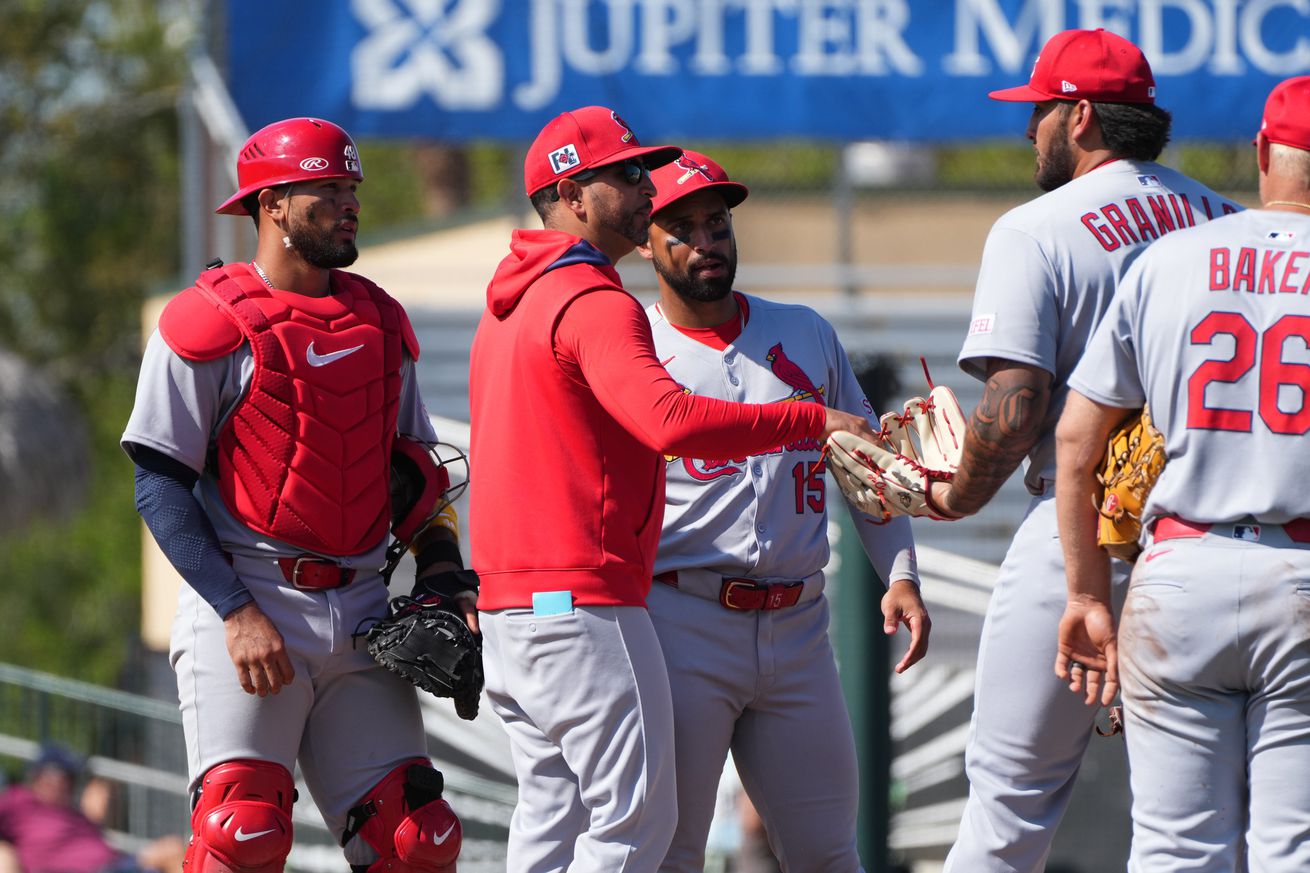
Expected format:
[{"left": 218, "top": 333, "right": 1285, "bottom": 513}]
[
  {"left": 944, "top": 495, "right": 1129, "bottom": 873},
  {"left": 647, "top": 582, "right": 861, "bottom": 873},
  {"left": 170, "top": 554, "right": 428, "bottom": 865},
  {"left": 480, "top": 603, "right": 677, "bottom": 873},
  {"left": 1122, "top": 526, "right": 1310, "bottom": 872}
]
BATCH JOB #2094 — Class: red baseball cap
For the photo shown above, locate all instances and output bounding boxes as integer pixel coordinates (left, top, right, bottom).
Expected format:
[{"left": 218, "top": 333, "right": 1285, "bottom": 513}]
[
  {"left": 989, "top": 29, "right": 1156, "bottom": 105},
  {"left": 650, "top": 150, "right": 750, "bottom": 216},
  {"left": 524, "top": 106, "right": 680, "bottom": 196},
  {"left": 1258, "top": 76, "right": 1310, "bottom": 150}
]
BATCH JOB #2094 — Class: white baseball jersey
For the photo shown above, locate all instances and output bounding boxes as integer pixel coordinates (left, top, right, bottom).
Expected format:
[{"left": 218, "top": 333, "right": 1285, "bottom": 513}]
[
  {"left": 1073, "top": 208, "right": 1310, "bottom": 525},
  {"left": 649, "top": 294, "right": 916, "bottom": 586},
  {"left": 959, "top": 160, "right": 1239, "bottom": 495}
]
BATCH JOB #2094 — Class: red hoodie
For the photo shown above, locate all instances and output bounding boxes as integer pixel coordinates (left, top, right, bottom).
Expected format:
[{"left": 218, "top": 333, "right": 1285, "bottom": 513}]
[{"left": 469, "top": 229, "right": 825, "bottom": 609}]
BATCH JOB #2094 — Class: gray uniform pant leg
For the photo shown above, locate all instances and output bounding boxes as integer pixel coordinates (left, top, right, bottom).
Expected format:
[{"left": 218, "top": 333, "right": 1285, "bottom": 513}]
[
  {"left": 481, "top": 604, "right": 678, "bottom": 873},
  {"left": 170, "top": 564, "right": 427, "bottom": 866},
  {"left": 649, "top": 584, "right": 861, "bottom": 873},
  {"left": 649, "top": 585, "right": 739, "bottom": 873},
  {"left": 1121, "top": 537, "right": 1310, "bottom": 873},
  {"left": 944, "top": 495, "right": 1129, "bottom": 873},
  {"left": 735, "top": 598, "right": 861, "bottom": 873}
]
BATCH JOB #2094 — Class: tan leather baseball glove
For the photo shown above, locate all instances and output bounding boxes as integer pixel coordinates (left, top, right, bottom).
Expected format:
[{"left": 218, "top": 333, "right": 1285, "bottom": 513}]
[
  {"left": 1096, "top": 405, "right": 1166, "bottom": 561},
  {"left": 826, "top": 385, "right": 967, "bottom": 522}
]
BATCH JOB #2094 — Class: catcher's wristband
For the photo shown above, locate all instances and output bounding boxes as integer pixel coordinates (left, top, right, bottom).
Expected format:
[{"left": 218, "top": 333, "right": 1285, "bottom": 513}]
[
  {"left": 414, "top": 568, "right": 480, "bottom": 603},
  {"left": 414, "top": 538, "right": 463, "bottom": 576}
]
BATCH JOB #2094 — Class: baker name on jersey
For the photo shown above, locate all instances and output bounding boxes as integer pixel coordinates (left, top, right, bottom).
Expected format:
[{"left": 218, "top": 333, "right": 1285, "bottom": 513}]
[
  {"left": 1209, "top": 246, "right": 1310, "bottom": 295},
  {"left": 1081, "top": 194, "right": 1238, "bottom": 253}
]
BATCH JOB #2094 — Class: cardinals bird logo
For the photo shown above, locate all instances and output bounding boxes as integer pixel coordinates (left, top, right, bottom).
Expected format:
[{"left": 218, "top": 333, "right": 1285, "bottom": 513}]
[
  {"left": 675, "top": 154, "right": 715, "bottom": 186},
  {"left": 611, "top": 111, "right": 636, "bottom": 143},
  {"left": 767, "top": 343, "right": 825, "bottom": 405}
]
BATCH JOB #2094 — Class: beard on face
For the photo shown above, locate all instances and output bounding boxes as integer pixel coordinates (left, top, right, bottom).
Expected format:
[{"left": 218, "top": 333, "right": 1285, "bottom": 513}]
[
  {"left": 288, "top": 202, "right": 359, "bottom": 268},
  {"left": 1034, "top": 128, "right": 1076, "bottom": 192},
  {"left": 653, "top": 242, "right": 738, "bottom": 303},
  {"left": 592, "top": 192, "right": 651, "bottom": 247}
]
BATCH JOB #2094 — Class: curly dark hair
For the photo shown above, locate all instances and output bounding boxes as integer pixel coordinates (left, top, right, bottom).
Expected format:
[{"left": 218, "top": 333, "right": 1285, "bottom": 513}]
[{"left": 1091, "top": 101, "right": 1173, "bottom": 161}]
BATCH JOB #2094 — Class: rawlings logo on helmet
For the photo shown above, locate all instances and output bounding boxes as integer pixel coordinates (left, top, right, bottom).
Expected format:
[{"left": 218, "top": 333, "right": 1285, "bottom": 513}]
[{"left": 216, "top": 117, "right": 364, "bottom": 216}]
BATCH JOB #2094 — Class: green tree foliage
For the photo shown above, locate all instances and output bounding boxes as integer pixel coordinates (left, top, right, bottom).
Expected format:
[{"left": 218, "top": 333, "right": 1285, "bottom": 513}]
[
  {"left": 0, "top": 0, "right": 187, "bottom": 681},
  {"left": 0, "top": 375, "right": 141, "bottom": 686},
  {"left": 0, "top": 0, "right": 186, "bottom": 370}
]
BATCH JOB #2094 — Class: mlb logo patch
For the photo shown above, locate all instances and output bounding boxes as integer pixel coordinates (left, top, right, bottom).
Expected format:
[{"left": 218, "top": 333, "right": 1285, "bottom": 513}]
[
  {"left": 1267, "top": 230, "right": 1296, "bottom": 244},
  {"left": 1233, "top": 524, "right": 1260, "bottom": 542},
  {"left": 549, "top": 144, "right": 580, "bottom": 175},
  {"left": 968, "top": 314, "right": 995, "bottom": 336},
  {"left": 1136, "top": 174, "right": 1162, "bottom": 188}
]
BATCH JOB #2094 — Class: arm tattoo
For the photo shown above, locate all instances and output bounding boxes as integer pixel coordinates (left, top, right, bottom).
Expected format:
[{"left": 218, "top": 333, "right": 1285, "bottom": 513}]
[{"left": 948, "top": 373, "right": 1049, "bottom": 515}]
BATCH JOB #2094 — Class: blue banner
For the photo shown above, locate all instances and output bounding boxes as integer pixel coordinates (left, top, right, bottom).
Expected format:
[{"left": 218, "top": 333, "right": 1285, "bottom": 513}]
[{"left": 224, "top": 1, "right": 1310, "bottom": 142}]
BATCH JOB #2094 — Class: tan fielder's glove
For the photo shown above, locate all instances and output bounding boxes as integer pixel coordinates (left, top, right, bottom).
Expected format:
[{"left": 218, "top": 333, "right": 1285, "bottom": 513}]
[
  {"left": 825, "top": 385, "right": 967, "bottom": 522},
  {"left": 1096, "top": 405, "right": 1166, "bottom": 562}
]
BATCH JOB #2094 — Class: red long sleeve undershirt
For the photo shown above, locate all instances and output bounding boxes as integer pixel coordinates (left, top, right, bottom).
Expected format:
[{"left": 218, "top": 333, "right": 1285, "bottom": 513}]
[{"left": 554, "top": 288, "right": 825, "bottom": 455}]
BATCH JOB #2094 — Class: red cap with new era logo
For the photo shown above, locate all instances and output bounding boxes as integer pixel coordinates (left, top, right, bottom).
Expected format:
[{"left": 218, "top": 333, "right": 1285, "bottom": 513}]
[
  {"left": 990, "top": 29, "right": 1156, "bottom": 105},
  {"left": 524, "top": 106, "right": 680, "bottom": 196},
  {"left": 1259, "top": 76, "right": 1310, "bottom": 151}
]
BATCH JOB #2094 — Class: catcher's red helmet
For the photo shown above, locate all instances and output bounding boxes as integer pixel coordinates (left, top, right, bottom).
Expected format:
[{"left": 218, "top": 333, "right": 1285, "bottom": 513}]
[{"left": 215, "top": 117, "right": 363, "bottom": 216}]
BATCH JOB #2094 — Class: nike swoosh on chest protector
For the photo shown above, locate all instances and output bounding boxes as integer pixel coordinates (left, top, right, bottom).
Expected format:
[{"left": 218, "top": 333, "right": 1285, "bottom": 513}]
[
  {"left": 306, "top": 341, "right": 365, "bottom": 367},
  {"left": 433, "top": 822, "right": 457, "bottom": 845},
  {"left": 234, "top": 826, "right": 277, "bottom": 842}
]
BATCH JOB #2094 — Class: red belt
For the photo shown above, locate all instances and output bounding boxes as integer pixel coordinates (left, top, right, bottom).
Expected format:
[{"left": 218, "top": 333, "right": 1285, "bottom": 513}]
[
  {"left": 277, "top": 556, "right": 356, "bottom": 589},
  {"left": 1154, "top": 517, "right": 1310, "bottom": 544},
  {"left": 655, "top": 571, "right": 804, "bottom": 611}
]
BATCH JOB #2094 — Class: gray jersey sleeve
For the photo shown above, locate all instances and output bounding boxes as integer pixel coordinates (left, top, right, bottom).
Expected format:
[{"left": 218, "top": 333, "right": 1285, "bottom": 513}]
[
  {"left": 121, "top": 330, "right": 246, "bottom": 471},
  {"left": 826, "top": 332, "right": 917, "bottom": 585},
  {"left": 958, "top": 225, "right": 1059, "bottom": 382},
  {"left": 397, "top": 360, "right": 438, "bottom": 445}
]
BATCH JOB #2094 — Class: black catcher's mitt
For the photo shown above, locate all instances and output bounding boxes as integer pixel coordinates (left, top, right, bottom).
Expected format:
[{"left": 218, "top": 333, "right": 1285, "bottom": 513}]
[{"left": 364, "top": 595, "right": 483, "bottom": 720}]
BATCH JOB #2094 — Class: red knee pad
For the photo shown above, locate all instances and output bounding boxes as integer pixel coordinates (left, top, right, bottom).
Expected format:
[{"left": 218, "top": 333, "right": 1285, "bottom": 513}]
[
  {"left": 344, "top": 758, "right": 461, "bottom": 872},
  {"left": 183, "top": 759, "right": 295, "bottom": 873}
]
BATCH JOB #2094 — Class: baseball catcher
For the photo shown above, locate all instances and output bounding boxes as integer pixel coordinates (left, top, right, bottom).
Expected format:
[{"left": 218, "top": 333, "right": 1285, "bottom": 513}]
[
  {"left": 362, "top": 438, "right": 484, "bottom": 720},
  {"left": 826, "top": 374, "right": 967, "bottom": 522}
]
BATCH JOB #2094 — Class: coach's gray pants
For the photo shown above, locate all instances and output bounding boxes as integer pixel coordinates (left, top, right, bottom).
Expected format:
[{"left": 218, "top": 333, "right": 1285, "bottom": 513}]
[{"left": 481, "top": 604, "right": 677, "bottom": 873}]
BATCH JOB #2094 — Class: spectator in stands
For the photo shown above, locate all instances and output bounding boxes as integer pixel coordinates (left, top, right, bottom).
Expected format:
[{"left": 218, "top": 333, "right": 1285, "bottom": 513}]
[{"left": 0, "top": 744, "right": 184, "bottom": 873}]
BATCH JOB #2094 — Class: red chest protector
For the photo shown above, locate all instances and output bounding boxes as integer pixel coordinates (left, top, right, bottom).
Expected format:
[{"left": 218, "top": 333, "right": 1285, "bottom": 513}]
[{"left": 159, "top": 263, "right": 420, "bottom": 556}]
